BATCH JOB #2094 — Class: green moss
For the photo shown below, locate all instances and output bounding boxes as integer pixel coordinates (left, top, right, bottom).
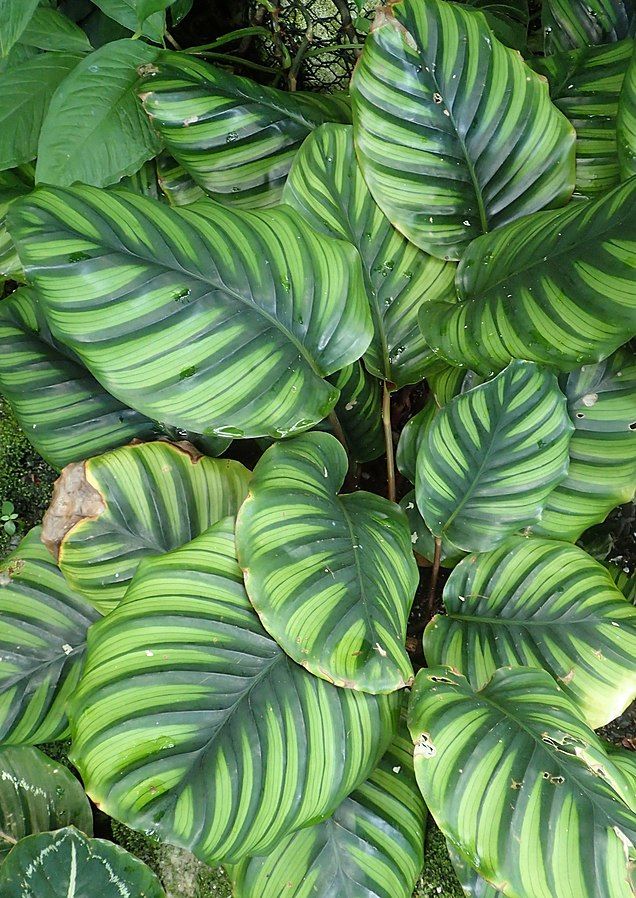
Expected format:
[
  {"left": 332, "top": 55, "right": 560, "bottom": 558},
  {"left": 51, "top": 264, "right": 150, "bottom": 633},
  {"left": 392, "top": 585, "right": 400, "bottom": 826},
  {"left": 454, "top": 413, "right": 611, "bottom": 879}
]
[
  {"left": 0, "top": 398, "right": 56, "bottom": 557},
  {"left": 415, "top": 822, "right": 465, "bottom": 898}
]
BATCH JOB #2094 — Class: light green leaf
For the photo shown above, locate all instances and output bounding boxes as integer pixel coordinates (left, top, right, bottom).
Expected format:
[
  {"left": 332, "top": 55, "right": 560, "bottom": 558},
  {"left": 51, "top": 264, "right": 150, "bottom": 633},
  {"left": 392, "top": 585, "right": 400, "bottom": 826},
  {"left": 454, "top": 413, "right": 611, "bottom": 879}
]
[
  {"left": 396, "top": 398, "right": 438, "bottom": 484},
  {"left": 531, "top": 349, "right": 636, "bottom": 541},
  {"left": 139, "top": 52, "right": 352, "bottom": 208},
  {"left": 0, "top": 828, "right": 165, "bottom": 897},
  {"left": 156, "top": 151, "right": 204, "bottom": 206},
  {"left": 0, "top": 527, "right": 100, "bottom": 745},
  {"left": 36, "top": 40, "right": 162, "bottom": 188},
  {"left": 416, "top": 361, "right": 573, "bottom": 553},
  {"left": 447, "top": 842, "right": 504, "bottom": 898},
  {"left": 18, "top": 8, "right": 93, "bottom": 54},
  {"left": 618, "top": 42, "right": 636, "bottom": 179},
  {"left": 422, "top": 178, "right": 636, "bottom": 375},
  {"left": 610, "top": 745, "right": 636, "bottom": 792},
  {"left": 231, "top": 718, "right": 426, "bottom": 898},
  {"left": 91, "top": 0, "right": 165, "bottom": 42},
  {"left": 0, "top": 287, "right": 159, "bottom": 469},
  {"left": 543, "top": 0, "right": 634, "bottom": 54},
  {"left": 0, "top": 746, "right": 93, "bottom": 860},
  {"left": 42, "top": 440, "right": 251, "bottom": 614},
  {"left": 329, "top": 362, "right": 384, "bottom": 463},
  {"left": 8, "top": 186, "right": 372, "bottom": 438},
  {"left": 425, "top": 536, "right": 636, "bottom": 728},
  {"left": 0, "top": 169, "right": 30, "bottom": 280},
  {"left": 70, "top": 519, "right": 399, "bottom": 863},
  {"left": 532, "top": 39, "right": 633, "bottom": 197},
  {"left": 0, "top": 52, "right": 82, "bottom": 171},
  {"left": 0, "top": 0, "right": 40, "bottom": 57},
  {"left": 236, "top": 433, "right": 417, "bottom": 694},
  {"left": 283, "top": 123, "right": 456, "bottom": 386},
  {"left": 350, "top": 0, "right": 575, "bottom": 260},
  {"left": 408, "top": 666, "right": 636, "bottom": 898}
]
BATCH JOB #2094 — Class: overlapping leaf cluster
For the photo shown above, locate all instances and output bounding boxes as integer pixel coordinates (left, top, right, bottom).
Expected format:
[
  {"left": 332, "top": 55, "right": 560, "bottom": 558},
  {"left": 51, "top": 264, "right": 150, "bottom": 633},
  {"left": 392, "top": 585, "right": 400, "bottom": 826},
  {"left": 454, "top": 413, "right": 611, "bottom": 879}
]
[{"left": 0, "top": 0, "right": 635, "bottom": 896}]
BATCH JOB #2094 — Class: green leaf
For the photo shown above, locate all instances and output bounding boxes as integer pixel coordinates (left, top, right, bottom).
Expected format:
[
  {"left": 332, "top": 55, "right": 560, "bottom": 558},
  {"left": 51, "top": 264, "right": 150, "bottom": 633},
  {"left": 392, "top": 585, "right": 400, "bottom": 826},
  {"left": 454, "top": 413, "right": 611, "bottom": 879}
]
[
  {"left": 0, "top": 827, "right": 165, "bottom": 897},
  {"left": 139, "top": 53, "right": 352, "bottom": 208},
  {"left": 464, "top": 0, "right": 529, "bottom": 49},
  {"left": 3, "top": 520, "right": 15, "bottom": 536},
  {"left": 156, "top": 151, "right": 204, "bottom": 206},
  {"left": 0, "top": 52, "right": 82, "bottom": 170},
  {"left": 70, "top": 519, "right": 399, "bottom": 863},
  {"left": 543, "top": 0, "right": 634, "bottom": 54},
  {"left": 408, "top": 666, "right": 636, "bottom": 898},
  {"left": 231, "top": 718, "right": 426, "bottom": 898},
  {"left": 425, "top": 536, "right": 636, "bottom": 728},
  {"left": 136, "top": 0, "right": 173, "bottom": 27},
  {"left": 396, "top": 398, "right": 438, "bottom": 484},
  {"left": 236, "top": 433, "right": 417, "bottom": 693},
  {"left": 0, "top": 746, "right": 92, "bottom": 860},
  {"left": 415, "top": 361, "right": 573, "bottom": 553},
  {"left": 0, "top": 287, "right": 159, "bottom": 469},
  {"left": 18, "top": 8, "right": 93, "bottom": 54},
  {"left": 329, "top": 362, "right": 384, "bottom": 463},
  {"left": 608, "top": 563, "right": 636, "bottom": 603},
  {"left": 422, "top": 178, "right": 636, "bottom": 375},
  {"left": 36, "top": 40, "right": 162, "bottom": 188},
  {"left": 532, "top": 39, "right": 633, "bottom": 197},
  {"left": 531, "top": 349, "right": 636, "bottom": 541},
  {"left": 283, "top": 123, "right": 456, "bottom": 386},
  {"left": 400, "top": 490, "right": 465, "bottom": 567},
  {"left": 618, "top": 42, "right": 636, "bottom": 179},
  {"left": 170, "top": 0, "right": 193, "bottom": 26},
  {"left": 0, "top": 0, "right": 40, "bottom": 57},
  {"left": 91, "top": 0, "right": 165, "bottom": 42},
  {"left": 610, "top": 745, "right": 636, "bottom": 792},
  {"left": 0, "top": 527, "right": 100, "bottom": 745},
  {"left": 0, "top": 169, "right": 31, "bottom": 280},
  {"left": 42, "top": 440, "right": 251, "bottom": 614},
  {"left": 350, "top": 0, "right": 576, "bottom": 261},
  {"left": 8, "top": 186, "right": 372, "bottom": 439},
  {"left": 447, "top": 842, "right": 504, "bottom": 898}
]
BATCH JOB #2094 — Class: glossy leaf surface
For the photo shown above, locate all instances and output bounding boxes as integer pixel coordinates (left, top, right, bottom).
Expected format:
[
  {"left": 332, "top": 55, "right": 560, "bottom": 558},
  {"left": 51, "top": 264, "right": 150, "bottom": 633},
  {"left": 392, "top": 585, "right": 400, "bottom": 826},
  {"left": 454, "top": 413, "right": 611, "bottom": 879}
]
[
  {"left": 543, "top": 0, "right": 634, "bottom": 54},
  {"left": 618, "top": 42, "right": 636, "bottom": 178}
]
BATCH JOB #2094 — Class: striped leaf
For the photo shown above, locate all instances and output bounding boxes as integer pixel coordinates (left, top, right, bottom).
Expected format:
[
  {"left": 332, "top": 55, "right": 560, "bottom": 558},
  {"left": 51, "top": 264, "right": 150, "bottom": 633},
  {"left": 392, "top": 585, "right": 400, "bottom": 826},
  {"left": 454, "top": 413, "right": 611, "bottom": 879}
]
[
  {"left": 230, "top": 718, "right": 425, "bottom": 898},
  {"left": 532, "top": 40, "right": 633, "bottom": 197},
  {"left": 0, "top": 828, "right": 165, "bottom": 898},
  {"left": 43, "top": 440, "right": 250, "bottom": 614},
  {"left": 531, "top": 349, "right": 636, "bottom": 541},
  {"left": 610, "top": 746, "right": 636, "bottom": 792},
  {"left": 447, "top": 842, "right": 503, "bottom": 898},
  {"left": 618, "top": 42, "right": 636, "bottom": 179},
  {"left": 139, "top": 53, "right": 351, "bottom": 208},
  {"left": 400, "top": 490, "right": 465, "bottom": 568},
  {"left": 350, "top": 0, "right": 575, "bottom": 261},
  {"left": 415, "top": 361, "right": 573, "bottom": 553},
  {"left": 425, "top": 536, "right": 636, "bottom": 728},
  {"left": 0, "top": 527, "right": 100, "bottom": 745},
  {"left": 329, "top": 362, "right": 384, "bottom": 464},
  {"left": 427, "top": 365, "right": 482, "bottom": 407},
  {"left": 0, "top": 745, "right": 93, "bottom": 860},
  {"left": 422, "top": 178, "right": 636, "bottom": 375},
  {"left": 0, "top": 287, "right": 159, "bottom": 469},
  {"left": 407, "top": 666, "right": 636, "bottom": 898},
  {"left": 283, "top": 123, "right": 456, "bottom": 386},
  {"left": 0, "top": 168, "right": 30, "bottom": 281},
  {"left": 236, "top": 433, "right": 418, "bottom": 694},
  {"left": 156, "top": 151, "right": 204, "bottom": 206},
  {"left": 70, "top": 519, "right": 399, "bottom": 863},
  {"left": 608, "top": 563, "right": 636, "bottom": 603},
  {"left": 396, "top": 398, "right": 438, "bottom": 484},
  {"left": 8, "top": 185, "right": 372, "bottom": 439},
  {"left": 543, "top": 0, "right": 634, "bottom": 54}
]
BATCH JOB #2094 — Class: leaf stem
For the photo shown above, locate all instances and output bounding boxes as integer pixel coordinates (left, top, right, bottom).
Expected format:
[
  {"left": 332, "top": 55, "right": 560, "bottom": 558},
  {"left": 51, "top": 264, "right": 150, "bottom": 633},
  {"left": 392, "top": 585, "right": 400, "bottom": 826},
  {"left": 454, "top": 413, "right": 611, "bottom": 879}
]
[
  {"left": 428, "top": 537, "right": 442, "bottom": 615},
  {"left": 382, "top": 382, "right": 396, "bottom": 503},
  {"left": 0, "top": 829, "right": 17, "bottom": 845},
  {"left": 329, "top": 410, "right": 349, "bottom": 455}
]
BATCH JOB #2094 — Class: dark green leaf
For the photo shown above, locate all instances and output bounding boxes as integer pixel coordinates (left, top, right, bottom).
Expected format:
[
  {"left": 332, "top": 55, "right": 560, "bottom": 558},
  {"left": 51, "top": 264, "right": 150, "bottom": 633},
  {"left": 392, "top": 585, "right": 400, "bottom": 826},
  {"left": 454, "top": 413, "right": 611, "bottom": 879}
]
[
  {"left": 396, "top": 398, "right": 437, "bottom": 484},
  {"left": 91, "top": 0, "right": 165, "bottom": 42},
  {"left": 329, "top": 362, "right": 384, "bottom": 463},
  {"left": 464, "top": 0, "right": 529, "bottom": 49},
  {"left": 19, "top": 8, "right": 93, "bottom": 54},
  {"left": 618, "top": 41, "right": 636, "bottom": 178},
  {"left": 0, "top": 0, "right": 40, "bottom": 57},
  {"left": 543, "top": 0, "right": 634, "bottom": 54}
]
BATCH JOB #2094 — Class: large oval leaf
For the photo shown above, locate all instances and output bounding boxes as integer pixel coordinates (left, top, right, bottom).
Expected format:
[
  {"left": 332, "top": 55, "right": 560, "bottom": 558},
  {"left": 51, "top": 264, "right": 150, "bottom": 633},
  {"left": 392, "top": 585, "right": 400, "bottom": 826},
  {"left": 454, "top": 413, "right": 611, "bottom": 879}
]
[
  {"left": 8, "top": 185, "right": 372, "bottom": 438},
  {"left": 423, "top": 178, "right": 636, "bottom": 374},
  {"left": 36, "top": 40, "right": 162, "bottom": 188},
  {"left": 350, "top": 0, "right": 575, "bottom": 261},
  {"left": 42, "top": 440, "right": 250, "bottom": 614},
  {"left": 415, "top": 361, "right": 573, "bottom": 553},
  {"left": 283, "top": 122, "right": 456, "bottom": 386},
  {"left": 70, "top": 519, "right": 399, "bottom": 863},
  {"left": 231, "top": 718, "right": 425, "bottom": 898},
  {"left": 0, "top": 745, "right": 92, "bottom": 860},
  {"left": 408, "top": 666, "right": 636, "bottom": 898},
  {"left": 424, "top": 536, "right": 636, "bottom": 728},
  {"left": 0, "top": 286, "right": 159, "bottom": 469},
  {"left": 236, "top": 433, "right": 418, "bottom": 694},
  {"left": 139, "top": 53, "right": 351, "bottom": 208},
  {"left": 532, "top": 39, "right": 633, "bottom": 197},
  {"left": 0, "top": 527, "right": 100, "bottom": 745},
  {"left": 0, "top": 827, "right": 165, "bottom": 898},
  {"left": 542, "top": 0, "right": 634, "bottom": 54},
  {"left": 531, "top": 349, "right": 636, "bottom": 541},
  {"left": 618, "top": 42, "right": 636, "bottom": 179}
]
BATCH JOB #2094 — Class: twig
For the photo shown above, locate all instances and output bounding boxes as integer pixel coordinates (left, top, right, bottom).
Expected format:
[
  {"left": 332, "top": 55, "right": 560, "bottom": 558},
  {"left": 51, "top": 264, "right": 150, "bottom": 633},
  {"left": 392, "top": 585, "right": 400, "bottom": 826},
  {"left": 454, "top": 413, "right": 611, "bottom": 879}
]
[
  {"left": 382, "top": 382, "right": 396, "bottom": 503},
  {"left": 165, "top": 30, "right": 182, "bottom": 51},
  {"left": 333, "top": 0, "right": 358, "bottom": 45}
]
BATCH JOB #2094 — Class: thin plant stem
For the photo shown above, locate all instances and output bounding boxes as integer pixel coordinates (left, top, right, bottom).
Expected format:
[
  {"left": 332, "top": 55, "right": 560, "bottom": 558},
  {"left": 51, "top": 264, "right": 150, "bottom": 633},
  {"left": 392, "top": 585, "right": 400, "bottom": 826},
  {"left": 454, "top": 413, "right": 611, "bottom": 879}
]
[
  {"left": 428, "top": 537, "right": 442, "bottom": 615},
  {"left": 165, "top": 30, "right": 182, "bottom": 51},
  {"left": 328, "top": 410, "right": 349, "bottom": 455},
  {"left": 382, "top": 382, "right": 396, "bottom": 503}
]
